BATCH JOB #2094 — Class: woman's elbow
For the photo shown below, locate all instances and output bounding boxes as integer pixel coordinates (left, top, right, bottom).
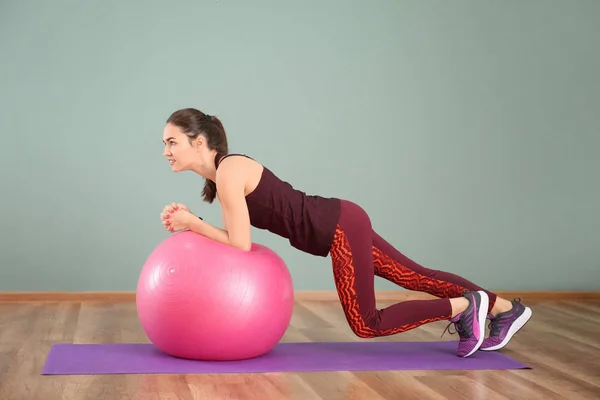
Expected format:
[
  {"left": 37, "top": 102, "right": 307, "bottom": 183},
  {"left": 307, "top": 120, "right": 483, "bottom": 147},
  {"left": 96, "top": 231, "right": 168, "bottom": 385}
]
[
  {"left": 230, "top": 238, "right": 252, "bottom": 252},
  {"left": 241, "top": 243, "right": 252, "bottom": 251},
  {"left": 237, "top": 242, "right": 252, "bottom": 252}
]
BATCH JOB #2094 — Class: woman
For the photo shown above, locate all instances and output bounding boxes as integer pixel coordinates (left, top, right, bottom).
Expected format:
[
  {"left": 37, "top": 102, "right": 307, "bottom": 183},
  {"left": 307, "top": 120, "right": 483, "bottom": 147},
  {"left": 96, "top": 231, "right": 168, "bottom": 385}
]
[{"left": 159, "top": 108, "right": 532, "bottom": 358}]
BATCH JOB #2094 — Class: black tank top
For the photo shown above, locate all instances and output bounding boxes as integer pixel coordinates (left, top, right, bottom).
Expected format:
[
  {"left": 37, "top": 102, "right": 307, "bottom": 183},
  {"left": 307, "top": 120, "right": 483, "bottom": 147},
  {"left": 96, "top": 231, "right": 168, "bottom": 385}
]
[{"left": 215, "top": 153, "right": 341, "bottom": 257}]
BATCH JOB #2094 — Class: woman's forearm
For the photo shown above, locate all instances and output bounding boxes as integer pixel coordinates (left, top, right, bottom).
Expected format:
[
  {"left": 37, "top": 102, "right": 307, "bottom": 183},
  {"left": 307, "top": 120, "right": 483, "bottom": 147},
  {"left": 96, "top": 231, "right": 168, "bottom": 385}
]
[{"left": 186, "top": 216, "right": 230, "bottom": 246}]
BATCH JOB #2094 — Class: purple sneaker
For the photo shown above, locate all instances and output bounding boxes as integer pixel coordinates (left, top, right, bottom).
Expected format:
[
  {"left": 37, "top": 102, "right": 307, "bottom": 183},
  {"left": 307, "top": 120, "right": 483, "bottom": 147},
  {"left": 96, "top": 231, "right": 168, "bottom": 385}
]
[
  {"left": 442, "top": 290, "right": 489, "bottom": 357},
  {"left": 480, "top": 298, "right": 532, "bottom": 351}
]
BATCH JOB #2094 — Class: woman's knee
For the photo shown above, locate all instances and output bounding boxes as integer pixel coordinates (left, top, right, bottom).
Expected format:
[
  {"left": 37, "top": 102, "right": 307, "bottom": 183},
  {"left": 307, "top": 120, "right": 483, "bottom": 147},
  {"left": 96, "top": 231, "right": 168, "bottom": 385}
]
[
  {"left": 348, "top": 319, "right": 378, "bottom": 338},
  {"left": 345, "top": 309, "right": 381, "bottom": 338}
]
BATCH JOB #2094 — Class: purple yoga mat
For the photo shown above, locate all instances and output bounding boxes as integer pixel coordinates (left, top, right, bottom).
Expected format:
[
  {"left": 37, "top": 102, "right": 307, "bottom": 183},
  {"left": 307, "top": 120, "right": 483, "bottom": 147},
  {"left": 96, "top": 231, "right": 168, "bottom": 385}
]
[{"left": 42, "top": 341, "right": 530, "bottom": 375}]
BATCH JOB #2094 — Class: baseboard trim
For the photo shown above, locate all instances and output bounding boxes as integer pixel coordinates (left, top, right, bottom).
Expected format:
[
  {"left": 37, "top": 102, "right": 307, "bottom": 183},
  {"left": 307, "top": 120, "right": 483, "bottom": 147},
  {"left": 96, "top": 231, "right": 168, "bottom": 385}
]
[
  {"left": 0, "top": 290, "right": 599, "bottom": 302},
  {"left": 0, "top": 291, "right": 136, "bottom": 302}
]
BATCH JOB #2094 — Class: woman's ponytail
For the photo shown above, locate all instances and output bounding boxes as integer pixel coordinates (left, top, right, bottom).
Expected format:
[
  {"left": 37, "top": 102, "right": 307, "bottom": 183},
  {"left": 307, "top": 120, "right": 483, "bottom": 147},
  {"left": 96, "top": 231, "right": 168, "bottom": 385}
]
[{"left": 202, "top": 179, "right": 218, "bottom": 204}]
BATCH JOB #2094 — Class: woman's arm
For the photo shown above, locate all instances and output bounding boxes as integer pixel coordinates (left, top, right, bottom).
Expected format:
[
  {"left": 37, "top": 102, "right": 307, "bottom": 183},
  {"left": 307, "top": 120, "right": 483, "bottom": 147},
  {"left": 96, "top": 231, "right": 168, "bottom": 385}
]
[
  {"left": 185, "top": 160, "right": 252, "bottom": 251},
  {"left": 217, "top": 192, "right": 228, "bottom": 231},
  {"left": 185, "top": 217, "right": 231, "bottom": 246}
]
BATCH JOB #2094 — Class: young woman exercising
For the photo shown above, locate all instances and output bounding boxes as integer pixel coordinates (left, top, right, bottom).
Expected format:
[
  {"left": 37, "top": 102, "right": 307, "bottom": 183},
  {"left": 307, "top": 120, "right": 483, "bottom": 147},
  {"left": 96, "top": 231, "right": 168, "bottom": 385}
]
[{"left": 159, "top": 108, "right": 532, "bottom": 358}]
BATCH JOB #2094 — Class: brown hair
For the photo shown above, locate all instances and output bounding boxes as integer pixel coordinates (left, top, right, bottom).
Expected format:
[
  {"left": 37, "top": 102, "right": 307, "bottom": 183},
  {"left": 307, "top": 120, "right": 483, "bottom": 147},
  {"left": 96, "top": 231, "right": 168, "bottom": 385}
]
[{"left": 166, "top": 108, "right": 228, "bottom": 203}]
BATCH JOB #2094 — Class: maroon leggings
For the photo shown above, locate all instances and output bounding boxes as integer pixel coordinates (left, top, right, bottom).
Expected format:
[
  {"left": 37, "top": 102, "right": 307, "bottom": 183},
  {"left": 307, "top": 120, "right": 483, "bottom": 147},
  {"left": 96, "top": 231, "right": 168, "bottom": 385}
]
[{"left": 329, "top": 199, "right": 497, "bottom": 338}]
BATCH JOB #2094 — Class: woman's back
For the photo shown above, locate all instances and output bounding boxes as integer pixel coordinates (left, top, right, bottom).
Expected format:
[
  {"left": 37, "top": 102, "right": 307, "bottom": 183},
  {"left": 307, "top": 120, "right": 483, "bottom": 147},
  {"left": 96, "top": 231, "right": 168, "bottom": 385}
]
[{"left": 216, "top": 153, "right": 341, "bottom": 257}]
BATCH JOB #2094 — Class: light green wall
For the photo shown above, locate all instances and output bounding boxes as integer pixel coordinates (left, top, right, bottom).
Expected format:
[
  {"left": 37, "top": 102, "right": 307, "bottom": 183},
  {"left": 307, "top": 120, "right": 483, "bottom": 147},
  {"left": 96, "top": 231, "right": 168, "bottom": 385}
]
[{"left": 1, "top": 1, "right": 599, "bottom": 292}]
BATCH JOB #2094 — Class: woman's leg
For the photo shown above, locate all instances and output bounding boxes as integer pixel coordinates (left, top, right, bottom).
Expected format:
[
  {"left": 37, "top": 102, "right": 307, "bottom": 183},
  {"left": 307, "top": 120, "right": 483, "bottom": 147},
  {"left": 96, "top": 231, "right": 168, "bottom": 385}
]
[
  {"left": 371, "top": 217, "right": 531, "bottom": 352},
  {"left": 330, "top": 200, "right": 489, "bottom": 357},
  {"left": 371, "top": 231, "right": 497, "bottom": 310}
]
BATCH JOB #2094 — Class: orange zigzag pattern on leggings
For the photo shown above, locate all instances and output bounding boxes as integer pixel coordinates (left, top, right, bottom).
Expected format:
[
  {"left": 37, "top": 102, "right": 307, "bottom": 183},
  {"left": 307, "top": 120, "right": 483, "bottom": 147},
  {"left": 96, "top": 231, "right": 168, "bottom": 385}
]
[
  {"left": 373, "top": 249, "right": 469, "bottom": 299},
  {"left": 329, "top": 225, "right": 451, "bottom": 338}
]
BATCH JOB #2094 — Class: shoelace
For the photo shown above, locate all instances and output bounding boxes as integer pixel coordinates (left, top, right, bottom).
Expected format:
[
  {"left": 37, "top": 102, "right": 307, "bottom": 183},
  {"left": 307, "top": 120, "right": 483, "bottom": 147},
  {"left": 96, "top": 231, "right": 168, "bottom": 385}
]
[{"left": 440, "top": 315, "right": 470, "bottom": 338}]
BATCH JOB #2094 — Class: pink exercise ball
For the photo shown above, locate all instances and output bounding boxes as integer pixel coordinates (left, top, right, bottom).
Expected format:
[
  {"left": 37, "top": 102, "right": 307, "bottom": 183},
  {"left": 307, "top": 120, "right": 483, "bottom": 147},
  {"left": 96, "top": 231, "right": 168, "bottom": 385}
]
[{"left": 136, "top": 230, "right": 294, "bottom": 361}]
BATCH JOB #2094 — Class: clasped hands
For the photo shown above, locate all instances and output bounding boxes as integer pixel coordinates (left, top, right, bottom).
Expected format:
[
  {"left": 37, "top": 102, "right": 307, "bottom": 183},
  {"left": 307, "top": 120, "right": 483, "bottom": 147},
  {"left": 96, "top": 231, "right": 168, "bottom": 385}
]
[{"left": 160, "top": 203, "right": 198, "bottom": 233}]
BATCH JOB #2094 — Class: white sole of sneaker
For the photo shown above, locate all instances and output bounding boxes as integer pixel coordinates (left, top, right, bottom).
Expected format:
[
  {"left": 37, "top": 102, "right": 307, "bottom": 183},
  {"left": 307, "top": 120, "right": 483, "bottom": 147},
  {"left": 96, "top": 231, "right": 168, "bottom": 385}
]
[
  {"left": 480, "top": 306, "right": 532, "bottom": 351},
  {"left": 462, "top": 290, "right": 489, "bottom": 358}
]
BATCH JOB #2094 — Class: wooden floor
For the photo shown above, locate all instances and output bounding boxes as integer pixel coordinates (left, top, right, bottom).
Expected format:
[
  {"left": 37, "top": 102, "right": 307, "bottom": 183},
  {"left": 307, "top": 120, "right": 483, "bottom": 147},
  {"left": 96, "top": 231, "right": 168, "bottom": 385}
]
[{"left": 1, "top": 298, "right": 599, "bottom": 400}]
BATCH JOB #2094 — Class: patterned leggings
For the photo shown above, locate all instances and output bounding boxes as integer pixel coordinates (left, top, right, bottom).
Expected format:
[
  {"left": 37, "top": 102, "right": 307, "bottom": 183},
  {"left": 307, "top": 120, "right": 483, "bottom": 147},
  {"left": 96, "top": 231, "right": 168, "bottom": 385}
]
[{"left": 329, "top": 199, "right": 497, "bottom": 338}]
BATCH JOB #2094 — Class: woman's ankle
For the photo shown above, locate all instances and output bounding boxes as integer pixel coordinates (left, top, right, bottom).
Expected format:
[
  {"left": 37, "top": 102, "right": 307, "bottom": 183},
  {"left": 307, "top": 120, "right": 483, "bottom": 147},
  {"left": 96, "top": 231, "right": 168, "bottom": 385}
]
[
  {"left": 490, "top": 297, "right": 513, "bottom": 317},
  {"left": 449, "top": 297, "right": 470, "bottom": 318}
]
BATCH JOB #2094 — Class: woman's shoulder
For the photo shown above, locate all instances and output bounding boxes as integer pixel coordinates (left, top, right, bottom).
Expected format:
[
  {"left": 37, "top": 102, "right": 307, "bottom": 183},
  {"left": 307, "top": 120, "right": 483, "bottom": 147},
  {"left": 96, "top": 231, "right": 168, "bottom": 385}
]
[
  {"left": 215, "top": 153, "right": 264, "bottom": 192},
  {"left": 216, "top": 153, "right": 262, "bottom": 170}
]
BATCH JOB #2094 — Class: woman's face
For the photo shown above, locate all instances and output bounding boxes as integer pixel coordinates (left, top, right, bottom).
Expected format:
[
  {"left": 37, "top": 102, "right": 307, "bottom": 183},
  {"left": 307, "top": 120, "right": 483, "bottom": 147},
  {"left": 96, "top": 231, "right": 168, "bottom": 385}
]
[{"left": 162, "top": 123, "right": 200, "bottom": 173}]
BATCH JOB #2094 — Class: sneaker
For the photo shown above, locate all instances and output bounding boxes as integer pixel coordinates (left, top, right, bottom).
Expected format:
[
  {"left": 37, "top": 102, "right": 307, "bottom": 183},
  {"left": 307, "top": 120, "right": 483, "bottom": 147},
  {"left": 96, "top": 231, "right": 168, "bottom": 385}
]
[
  {"left": 442, "top": 290, "right": 489, "bottom": 358},
  {"left": 480, "top": 298, "right": 532, "bottom": 351}
]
